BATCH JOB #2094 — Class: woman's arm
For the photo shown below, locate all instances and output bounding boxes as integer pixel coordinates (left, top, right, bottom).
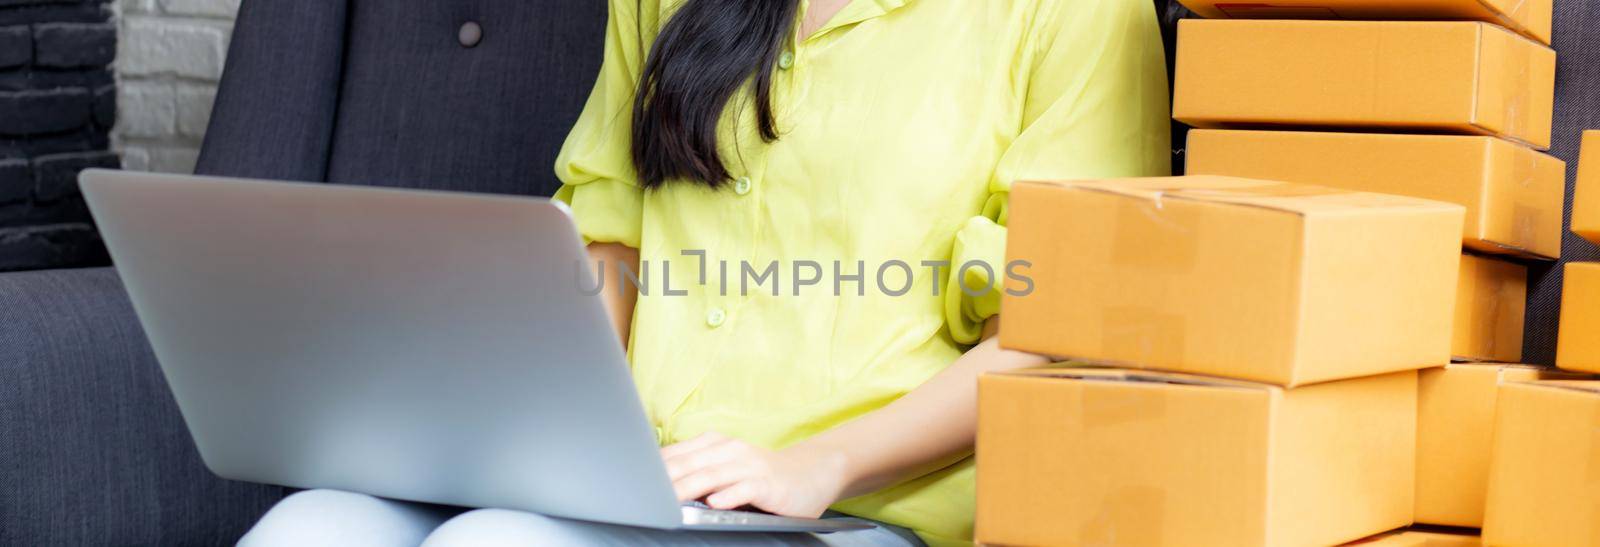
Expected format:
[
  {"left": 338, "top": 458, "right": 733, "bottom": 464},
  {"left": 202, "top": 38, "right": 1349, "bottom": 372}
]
[
  {"left": 662, "top": 317, "right": 1051, "bottom": 517},
  {"left": 586, "top": 242, "right": 640, "bottom": 346}
]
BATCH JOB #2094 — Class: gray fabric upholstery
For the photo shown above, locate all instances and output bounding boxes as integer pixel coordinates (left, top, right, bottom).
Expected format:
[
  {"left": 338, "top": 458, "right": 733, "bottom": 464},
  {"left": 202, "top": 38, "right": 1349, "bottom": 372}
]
[
  {"left": 0, "top": 267, "right": 284, "bottom": 546},
  {"left": 192, "top": 1, "right": 348, "bottom": 183},
  {"left": 3, "top": 1, "right": 610, "bottom": 544},
  {"left": 196, "top": 0, "right": 607, "bottom": 197},
  {"left": 324, "top": 0, "right": 606, "bottom": 195},
  {"left": 1523, "top": 0, "right": 1600, "bottom": 364}
]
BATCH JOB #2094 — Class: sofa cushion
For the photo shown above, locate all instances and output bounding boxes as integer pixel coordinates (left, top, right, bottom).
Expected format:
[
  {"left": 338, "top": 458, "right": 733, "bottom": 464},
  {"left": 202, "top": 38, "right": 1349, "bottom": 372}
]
[
  {"left": 324, "top": 0, "right": 606, "bottom": 196},
  {"left": 0, "top": 267, "right": 284, "bottom": 546}
]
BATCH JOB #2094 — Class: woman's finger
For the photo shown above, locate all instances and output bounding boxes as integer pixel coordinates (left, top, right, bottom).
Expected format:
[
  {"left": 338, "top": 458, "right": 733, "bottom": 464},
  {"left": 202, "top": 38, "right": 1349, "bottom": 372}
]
[
  {"left": 664, "top": 440, "right": 752, "bottom": 481},
  {"left": 659, "top": 431, "right": 727, "bottom": 460},
  {"left": 705, "top": 479, "right": 766, "bottom": 510},
  {"left": 672, "top": 464, "right": 754, "bottom": 502}
]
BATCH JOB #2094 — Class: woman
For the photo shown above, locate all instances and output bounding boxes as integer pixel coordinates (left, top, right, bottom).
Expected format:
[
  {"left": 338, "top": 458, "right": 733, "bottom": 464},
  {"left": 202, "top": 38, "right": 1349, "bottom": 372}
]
[{"left": 240, "top": 0, "right": 1169, "bottom": 545}]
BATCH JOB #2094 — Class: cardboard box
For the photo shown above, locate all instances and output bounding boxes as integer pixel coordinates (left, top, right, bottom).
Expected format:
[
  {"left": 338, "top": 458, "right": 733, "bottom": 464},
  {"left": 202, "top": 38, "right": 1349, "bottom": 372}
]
[
  {"left": 1570, "top": 131, "right": 1600, "bottom": 245},
  {"left": 1482, "top": 380, "right": 1600, "bottom": 546},
  {"left": 1452, "top": 254, "right": 1526, "bottom": 362},
  {"left": 1001, "top": 176, "right": 1463, "bottom": 387},
  {"left": 1173, "top": 20, "right": 1556, "bottom": 150},
  {"left": 1557, "top": 262, "right": 1600, "bottom": 374},
  {"left": 1186, "top": 129, "right": 1565, "bottom": 259},
  {"left": 976, "top": 368, "right": 1417, "bottom": 547},
  {"left": 1344, "top": 529, "right": 1483, "bottom": 546},
  {"left": 1175, "top": 0, "right": 1552, "bottom": 45},
  {"left": 1415, "top": 364, "right": 1587, "bottom": 526}
]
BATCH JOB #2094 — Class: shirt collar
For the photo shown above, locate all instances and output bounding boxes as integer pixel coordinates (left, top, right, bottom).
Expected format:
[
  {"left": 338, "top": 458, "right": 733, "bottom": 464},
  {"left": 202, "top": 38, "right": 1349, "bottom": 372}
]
[{"left": 802, "top": 0, "right": 915, "bottom": 43}]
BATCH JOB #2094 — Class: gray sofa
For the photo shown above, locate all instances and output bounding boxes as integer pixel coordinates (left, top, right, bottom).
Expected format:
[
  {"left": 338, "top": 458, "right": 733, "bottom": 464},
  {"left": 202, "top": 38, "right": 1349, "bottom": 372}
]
[
  {"left": 2, "top": 1, "right": 604, "bottom": 544},
  {"left": 2, "top": 0, "right": 1597, "bottom": 545}
]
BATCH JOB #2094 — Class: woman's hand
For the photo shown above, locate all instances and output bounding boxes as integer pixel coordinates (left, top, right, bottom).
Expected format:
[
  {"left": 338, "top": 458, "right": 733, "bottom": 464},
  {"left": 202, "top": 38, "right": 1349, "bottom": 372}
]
[
  {"left": 661, "top": 432, "right": 851, "bottom": 518},
  {"left": 658, "top": 323, "right": 1051, "bottom": 520}
]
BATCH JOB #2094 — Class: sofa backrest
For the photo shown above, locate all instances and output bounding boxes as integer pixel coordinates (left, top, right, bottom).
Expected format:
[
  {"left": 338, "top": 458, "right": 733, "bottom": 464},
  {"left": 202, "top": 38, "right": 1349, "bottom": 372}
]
[{"left": 196, "top": 0, "right": 606, "bottom": 197}]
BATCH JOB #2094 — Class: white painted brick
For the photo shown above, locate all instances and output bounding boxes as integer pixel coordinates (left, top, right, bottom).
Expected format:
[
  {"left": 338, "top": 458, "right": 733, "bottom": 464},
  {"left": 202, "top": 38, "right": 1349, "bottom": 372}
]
[
  {"left": 175, "top": 84, "right": 216, "bottom": 138},
  {"left": 159, "top": 0, "right": 239, "bottom": 18},
  {"left": 118, "top": 146, "right": 151, "bottom": 171},
  {"left": 117, "top": 82, "right": 176, "bottom": 138},
  {"left": 113, "top": 5, "right": 238, "bottom": 152},
  {"left": 120, "top": 17, "right": 231, "bottom": 80},
  {"left": 145, "top": 147, "right": 201, "bottom": 174},
  {"left": 120, "top": 0, "right": 159, "bottom": 15}
]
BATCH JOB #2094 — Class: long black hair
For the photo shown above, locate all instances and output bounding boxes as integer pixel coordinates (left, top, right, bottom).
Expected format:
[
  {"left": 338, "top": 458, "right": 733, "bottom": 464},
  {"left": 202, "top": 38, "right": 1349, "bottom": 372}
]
[{"left": 631, "top": 0, "right": 802, "bottom": 190}]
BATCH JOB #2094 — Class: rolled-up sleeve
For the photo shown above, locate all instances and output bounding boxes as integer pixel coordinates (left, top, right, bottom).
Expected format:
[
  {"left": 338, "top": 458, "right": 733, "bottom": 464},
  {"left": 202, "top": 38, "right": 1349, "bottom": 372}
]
[
  {"left": 552, "top": 0, "right": 653, "bottom": 249},
  {"left": 944, "top": 0, "right": 1172, "bottom": 344}
]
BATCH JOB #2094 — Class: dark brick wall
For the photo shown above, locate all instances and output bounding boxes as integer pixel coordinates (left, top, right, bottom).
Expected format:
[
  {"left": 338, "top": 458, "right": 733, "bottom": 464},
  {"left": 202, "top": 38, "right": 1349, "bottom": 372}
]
[{"left": 0, "top": 0, "right": 117, "bottom": 273}]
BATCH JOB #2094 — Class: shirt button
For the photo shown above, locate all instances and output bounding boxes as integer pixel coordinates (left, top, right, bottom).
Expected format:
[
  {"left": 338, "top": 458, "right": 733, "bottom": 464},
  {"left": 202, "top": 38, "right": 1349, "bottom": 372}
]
[
  {"left": 706, "top": 308, "right": 727, "bottom": 328},
  {"left": 734, "top": 176, "right": 753, "bottom": 195},
  {"left": 458, "top": 22, "right": 483, "bottom": 48},
  {"left": 653, "top": 425, "right": 665, "bottom": 444},
  {"left": 778, "top": 51, "right": 795, "bottom": 70}
]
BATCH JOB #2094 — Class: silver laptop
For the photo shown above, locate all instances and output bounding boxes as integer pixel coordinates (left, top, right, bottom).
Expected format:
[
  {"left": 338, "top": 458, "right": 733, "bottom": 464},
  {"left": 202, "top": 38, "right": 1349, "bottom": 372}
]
[{"left": 78, "top": 169, "right": 870, "bottom": 534}]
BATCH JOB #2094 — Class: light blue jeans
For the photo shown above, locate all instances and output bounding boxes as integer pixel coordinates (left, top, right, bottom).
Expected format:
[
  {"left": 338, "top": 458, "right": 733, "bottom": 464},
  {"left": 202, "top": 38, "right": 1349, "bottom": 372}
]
[{"left": 238, "top": 489, "right": 925, "bottom": 547}]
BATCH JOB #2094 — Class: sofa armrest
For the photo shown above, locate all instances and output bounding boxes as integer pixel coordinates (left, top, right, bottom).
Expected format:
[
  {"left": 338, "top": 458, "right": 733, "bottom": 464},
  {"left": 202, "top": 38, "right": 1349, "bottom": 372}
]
[{"left": 0, "top": 267, "right": 283, "bottom": 546}]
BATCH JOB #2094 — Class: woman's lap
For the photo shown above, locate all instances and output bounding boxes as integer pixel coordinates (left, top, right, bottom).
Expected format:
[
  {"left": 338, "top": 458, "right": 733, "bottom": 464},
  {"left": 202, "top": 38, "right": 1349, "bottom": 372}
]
[
  {"left": 238, "top": 490, "right": 457, "bottom": 547},
  {"left": 240, "top": 489, "right": 923, "bottom": 547}
]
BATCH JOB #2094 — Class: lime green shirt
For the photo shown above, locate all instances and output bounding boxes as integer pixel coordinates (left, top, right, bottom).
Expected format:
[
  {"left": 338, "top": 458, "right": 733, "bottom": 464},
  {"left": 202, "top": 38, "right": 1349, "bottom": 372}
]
[{"left": 553, "top": 0, "right": 1169, "bottom": 543}]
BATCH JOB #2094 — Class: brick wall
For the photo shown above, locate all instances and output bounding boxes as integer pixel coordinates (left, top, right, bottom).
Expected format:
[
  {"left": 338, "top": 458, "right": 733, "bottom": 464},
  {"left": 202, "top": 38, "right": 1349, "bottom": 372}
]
[
  {"left": 0, "top": 0, "right": 119, "bottom": 272},
  {"left": 113, "top": 0, "right": 236, "bottom": 174}
]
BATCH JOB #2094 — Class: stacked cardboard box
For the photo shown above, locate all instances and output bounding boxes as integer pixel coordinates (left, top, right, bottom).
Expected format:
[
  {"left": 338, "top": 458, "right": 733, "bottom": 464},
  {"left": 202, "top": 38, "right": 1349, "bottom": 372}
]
[
  {"left": 1416, "top": 364, "right": 1588, "bottom": 527},
  {"left": 976, "top": 2, "right": 1573, "bottom": 545},
  {"left": 1570, "top": 131, "right": 1600, "bottom": 244},
  {"left": 1473, "top": 131, "right": 1600, "bottom": 546},
  {"left": 979, "top": 176, "right": 1464, "bottom": 546},
  {"left": 1178, "top": 19, "right": 1560, "bottom": 362},
  {"left": 1482, "top": 380, "right": 1600, "bottom": 545},
  {"left": 1176, "top": 0, "right": 1560, "bottom": 369},
  {"left": 1174, "top": 0, "right": 1552, "bottom": 44},
  {"left": 1342, "top": 528, "right": 1482, "bottom": 546},
  {"left": 1560, "top": 132, "right": 1600, "bottom": 375},
  {"left": 1171, "top": 1, "right": 1567, "bottom": 535},
  {"left": 1557, "top": 260, "right": 1600, "bottom": 374},
  {"left": 1185, "top": 130, "right": 1558, "bottom": 364}
]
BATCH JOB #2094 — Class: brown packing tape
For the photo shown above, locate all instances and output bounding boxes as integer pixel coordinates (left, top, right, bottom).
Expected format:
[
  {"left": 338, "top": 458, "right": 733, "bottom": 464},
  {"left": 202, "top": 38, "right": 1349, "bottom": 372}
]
[
  {"left": 1480, "top": 264, "right": 1503, "bottom": 358},
  {"left": 1080, "top": 485, "right": 1167, "bottom": 546},
  {"left": 1506, "top": 0, "right": 1530, "bottom": 22},
  {"left": 1107, "top": 180, "right": 1350, "bottom": 270},
  {"left": 1102, "top": 184, "right": 1199, "bottom": 373},
  {"left": 1102, "top": 306, "right": 1188, "bottom": 370},
  {"left": 1484, "top": 22, "right": 1552, "bottom": 148},
  {"left": 1487, "top": 258, "right": 1515, "bottom": 359},
  {"left": 1081, "top": 373, "right": 1170, "bottom": 427},
  {"left": 1513, "top": 28, "right": 1532, "bottom": 143},
  {"left": 1496, "top": 263, "right": 1524, "bottom": 359},
  {"left": 1111, "top": 193, "right": 1199, "bottom": 271},
  {"left": 1161, "top": 182, "right": 1351, "bottom": 200},
  {"left": 1512, "top": 139, "right": 1536, "bottom": 190},
  {"left": 1478, "top": 23, "right": 1516, "bottom": 143},
  {"left": 1069, "top": 179, "right": 1356, "bottom": 217},
  {"left": 1495, "top": 0, "right": 1528, "bottom": 34},
  {"left": 1097, "top": 180, "right": 1328, "bottom": 380},
  {"left": 1078, "top": 380, "right": 1169, "bottom": 546},
  {"left": 1506, "top": 142, "right": 1540, "bottom": 251}
]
